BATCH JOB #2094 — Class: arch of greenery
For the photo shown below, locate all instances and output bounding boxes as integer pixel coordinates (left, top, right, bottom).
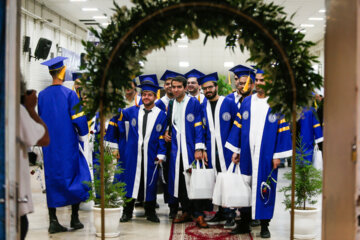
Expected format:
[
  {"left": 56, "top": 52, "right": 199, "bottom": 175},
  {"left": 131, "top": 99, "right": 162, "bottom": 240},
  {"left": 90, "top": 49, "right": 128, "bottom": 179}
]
[{"left": 81, "top": 1, "right": 323, "bottom": 239}]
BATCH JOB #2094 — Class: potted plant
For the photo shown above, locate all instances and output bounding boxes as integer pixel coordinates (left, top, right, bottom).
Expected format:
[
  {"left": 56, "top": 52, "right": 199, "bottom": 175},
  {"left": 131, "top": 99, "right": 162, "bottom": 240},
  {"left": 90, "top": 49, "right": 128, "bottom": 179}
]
[
  {"left": 84, "top": 133, "right": 127, "bottom": 238},
  {"left": 280, "top": 137, "right": 322, "bottom": 239}
]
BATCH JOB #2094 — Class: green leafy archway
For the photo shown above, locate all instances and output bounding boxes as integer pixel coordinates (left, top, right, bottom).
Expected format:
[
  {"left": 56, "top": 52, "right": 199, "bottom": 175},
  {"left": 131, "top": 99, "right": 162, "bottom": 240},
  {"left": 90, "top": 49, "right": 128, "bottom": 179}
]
[
  {"left": 82, "top": 0, "right": 322, "bottom": 120},
  {"left": 81, "top": 1, "right": 323, "bottom": 239}
]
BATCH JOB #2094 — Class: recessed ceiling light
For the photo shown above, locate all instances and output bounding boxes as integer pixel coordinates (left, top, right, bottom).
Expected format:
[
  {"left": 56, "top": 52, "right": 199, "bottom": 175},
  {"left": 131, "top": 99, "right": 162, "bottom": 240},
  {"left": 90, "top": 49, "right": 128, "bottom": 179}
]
[
  {"left": 177, "top": 44, "right": 188, "bottom": 48},
  {"left": 300, "top": 30, "right": 307, "bottom": 34},
  {"left": 93, "top": 16, "right": 107, "bottom": 19},
  {"left": 300, "top": 24, "right": 315, "bottom": 28},
  {"left": 139, "top": 61, "right": 144, "bottom": 67},
  {"left": 102, "top": 22, "right": 109, "bottom": 26},
  {"left": 224, "top": 61, "right": 234, "bottom": 68},
  {"left": 309, "top": 17, "right": 323, "bottom": 21},
  {"left": 319, "top": 9, "right": 326, "bottom": 13},
  {"left": 82, "top": 8, "right": 98, "bottom": 11},
  {"left": 179, "top": 61, "right": 189, "bottom": 67}
]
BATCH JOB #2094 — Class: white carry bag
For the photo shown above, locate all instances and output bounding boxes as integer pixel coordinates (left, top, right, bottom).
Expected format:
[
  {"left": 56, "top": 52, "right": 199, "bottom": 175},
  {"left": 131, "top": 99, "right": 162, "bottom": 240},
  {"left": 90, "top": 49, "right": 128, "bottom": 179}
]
[
  {"left": 212, "top": 170, "right": 224, "bottom": 206},
  {"left": 222, "top": 162, "right": 251, "bottom": 208},
  {"left": 312, "top": 144, "right": 323, "bottom": 170},
  {"left": 188, "top": 160, "right": 216, "bottom": 200}
]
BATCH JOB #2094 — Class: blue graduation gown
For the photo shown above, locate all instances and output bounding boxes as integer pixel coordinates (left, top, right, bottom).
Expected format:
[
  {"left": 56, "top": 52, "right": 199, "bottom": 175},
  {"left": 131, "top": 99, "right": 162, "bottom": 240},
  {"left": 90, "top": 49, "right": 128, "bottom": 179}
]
[
  {"left": 120, "top": 105, "right": 167, "bottom": 201},
  {"left": 202, "top": 96, "right": 238, "bottom": 172},
  {"left": 225, "top": 94, "right": 292, "bottom": 220},
  {"left": 155, "top": 95, "right": 171, "bottom": 112},
  {"left": 104, "top": 112, "right": 126, "bottom": 183},
  {"left": 168, "top": 95, "right": 205, "bottom": 198},
  {"left": 38, "top": 85, "right": 90, "bottom": 208},
  {"left": 226, "top": 91, "right": 241, "bottom": 109},
  {"left": 298, "top": 107, "right": 323, "bottom": 162}
]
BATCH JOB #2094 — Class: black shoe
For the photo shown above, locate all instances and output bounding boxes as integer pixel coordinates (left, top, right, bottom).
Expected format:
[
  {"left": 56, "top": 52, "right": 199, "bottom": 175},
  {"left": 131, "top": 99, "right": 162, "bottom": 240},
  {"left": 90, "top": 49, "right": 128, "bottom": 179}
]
[
  {"left": 250, "top": 219, "right": 261, "bottom": 227},
  {"left": 120, "top": 213, "right": 132, "bottom": 222},
  {"left": 70, "top": 215, "right": 84, "bottom": 230},
  {"left": 146, "top": 214, "right": 160, "bottom": 223},
  {"left": 230, "top": 221, "right": 251, "bottom": 235},
  {"left": 260, "top": 225, "right": 271, "bottom": 238},
  {"left": 169, "top": 211, "right": 177, "bottom": 219},
  {"left": 207, "top": 212, "right": 226, "bottom": 226},
  {"left": 48, "top": 220, "right": 68, "bottom": 234},
  {"left": 134, "top": 201, "right": 143, "bottom": 207},
  {"left": 224, "top": 218, "right": 236, "bottom": 229}
]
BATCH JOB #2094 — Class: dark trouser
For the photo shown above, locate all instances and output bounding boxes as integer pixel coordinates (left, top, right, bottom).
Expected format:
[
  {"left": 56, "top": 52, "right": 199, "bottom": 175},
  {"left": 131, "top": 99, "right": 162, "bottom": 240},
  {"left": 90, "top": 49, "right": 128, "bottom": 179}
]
[
  {"left": 48, "top": 203, "right": 80, "bottom": 221},
  {"left": 178, "top": 156, "right": 206, "bottom": 218},
  {"left": 123, "top": 150, "right": 156, "bottom": 216},
  {"left": 20, "top": 215, "right": 28, "bottom": 240},
  {"left": 240, "top": 207, "right": 271, "bottom": 226}
]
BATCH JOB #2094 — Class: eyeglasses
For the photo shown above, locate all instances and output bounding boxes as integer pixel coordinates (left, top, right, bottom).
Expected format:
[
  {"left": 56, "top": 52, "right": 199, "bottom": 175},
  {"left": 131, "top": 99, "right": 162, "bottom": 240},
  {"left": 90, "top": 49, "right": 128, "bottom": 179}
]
[{"left": 202, "top": 85, "right": 215, "bottom": 91}]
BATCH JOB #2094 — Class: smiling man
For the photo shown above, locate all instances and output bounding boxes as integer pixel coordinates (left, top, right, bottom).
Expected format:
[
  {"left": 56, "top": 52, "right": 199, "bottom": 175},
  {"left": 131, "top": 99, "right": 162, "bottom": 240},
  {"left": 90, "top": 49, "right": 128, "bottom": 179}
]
[
  {"left": 119, "top": 74, "right": 167, "bottom": 223},
  {"left": 185, "top": 69, "right": 205, "bottom": 104},
  {"left": 225, "top": 68, "right": 292, "bottom": 238}
]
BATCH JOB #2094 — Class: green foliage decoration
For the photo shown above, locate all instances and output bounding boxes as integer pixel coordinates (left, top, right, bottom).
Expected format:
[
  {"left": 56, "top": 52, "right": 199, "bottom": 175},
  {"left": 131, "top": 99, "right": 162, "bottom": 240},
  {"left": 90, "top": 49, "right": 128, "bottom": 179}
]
[
  {"left": 81, "top": 0, "right": 323, "bottom": 121},
  {"left": 217, "top": 74, "right": 233, "bottom": 96},
  {"left": 280, "top": 137, "right": 322, "bottom": 210},
  {"left": 84, "top": 133, "right": 128, "bottom": 208}
]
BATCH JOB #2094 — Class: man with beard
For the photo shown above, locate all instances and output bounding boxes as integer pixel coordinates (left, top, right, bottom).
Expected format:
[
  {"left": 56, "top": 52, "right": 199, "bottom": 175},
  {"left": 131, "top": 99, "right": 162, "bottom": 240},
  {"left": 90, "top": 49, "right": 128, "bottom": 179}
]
[
  {"left": 119, "top": 74, "right": 167, "bottom": 223},
  {"left": 165, "top": 76, "right": 207, "bottom": 228},
  {"left": 227, "top": 65, "right": 255, "bottom": 109},
  {"left": 198, "top": 72, "right": 238, "bottom": 229},
  {"left": 225, "top": 69, "right": 292, "bottom": 238},
  {"left": 185, "top": 69, "right": 205, "bottom": 104}
]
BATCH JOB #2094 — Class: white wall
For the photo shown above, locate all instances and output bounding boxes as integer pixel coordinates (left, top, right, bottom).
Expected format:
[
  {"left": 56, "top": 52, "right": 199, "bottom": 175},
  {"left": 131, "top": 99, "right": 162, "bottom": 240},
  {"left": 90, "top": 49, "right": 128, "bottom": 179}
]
[{"left": 20, "top": 0, "right": 87, "bottom": 92}]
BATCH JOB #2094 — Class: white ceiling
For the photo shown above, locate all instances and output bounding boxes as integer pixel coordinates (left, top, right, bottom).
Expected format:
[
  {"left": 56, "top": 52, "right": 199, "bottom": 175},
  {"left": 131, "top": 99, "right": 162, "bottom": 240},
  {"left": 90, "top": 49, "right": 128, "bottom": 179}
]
[{"left": 36, "top": 0, "right": 326, "bottom": 77}]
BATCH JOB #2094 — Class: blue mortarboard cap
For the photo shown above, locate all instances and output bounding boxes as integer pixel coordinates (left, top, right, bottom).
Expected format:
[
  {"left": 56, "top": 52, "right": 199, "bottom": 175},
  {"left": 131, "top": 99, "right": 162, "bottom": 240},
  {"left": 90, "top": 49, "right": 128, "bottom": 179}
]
[
  {"left": 138, "top": 74, "right": 162, "bottom": 93},
  {"left": 198, "top": 72, "right": 218, "bottom": 85},
  {"left": 72, "top": 72, "right": 83, "bottom": 81},
  {"left": 41, "top": 56, "right": 68, "bottom": 71},
  {"left": 251, "top": 65, "right": 265, "bottom": 74},
  {"left": 184, "top": 69, "right": 205, "bottom": 79},
  {"left": 229, "top": 64, "right": 255, "bottom": 81},
  {"left": 160, "top": 70, "right": 183, "bottom": 81}
]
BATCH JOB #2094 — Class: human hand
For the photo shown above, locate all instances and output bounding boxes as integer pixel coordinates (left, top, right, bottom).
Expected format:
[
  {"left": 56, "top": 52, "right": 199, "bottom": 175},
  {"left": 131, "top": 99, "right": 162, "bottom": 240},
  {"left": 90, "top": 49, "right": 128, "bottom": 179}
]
[
  {"left": 203, "top": 151, "right": 208, "bottom": 163},
  {"left": 272, "top": 158, "right": 281, "bottom": 169},
  {"left": 232, "top": 152, "right": 240, "bottom": 164},
  {"left": 24, "top": 90, "right": 37, "bottom": 110},
  {"left": 164, "top": 131, "right": 171, "bottom": 142},
  {"left": 194, "top": 150, "right": 202, "bottom": 161}
]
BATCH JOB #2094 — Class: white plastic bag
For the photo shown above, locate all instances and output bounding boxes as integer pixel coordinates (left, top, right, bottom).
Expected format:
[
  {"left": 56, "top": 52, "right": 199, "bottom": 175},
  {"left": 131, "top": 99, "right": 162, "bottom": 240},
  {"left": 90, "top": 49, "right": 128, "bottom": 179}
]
[
  {"left": 212, "top": 171, "right": 224, "bottom": 206},
  {"left": 187, "top": 160, "right": 216, "bottom": 199},
  {"left": 312, "top": 144, "right": 323, "bottom": 170},
  {"left": 221, "top": 162, "right": 251, "bottom": 208}
]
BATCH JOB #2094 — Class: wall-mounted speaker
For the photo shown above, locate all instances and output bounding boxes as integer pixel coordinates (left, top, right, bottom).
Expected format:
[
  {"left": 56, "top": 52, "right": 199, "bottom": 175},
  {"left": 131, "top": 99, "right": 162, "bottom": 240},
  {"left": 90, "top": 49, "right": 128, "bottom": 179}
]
[
  {"left": 23, "top": 36, "right": 30, "bottom": 53},
  {"left": 34, "top": 38, "right": 52, "bottom": 60}
]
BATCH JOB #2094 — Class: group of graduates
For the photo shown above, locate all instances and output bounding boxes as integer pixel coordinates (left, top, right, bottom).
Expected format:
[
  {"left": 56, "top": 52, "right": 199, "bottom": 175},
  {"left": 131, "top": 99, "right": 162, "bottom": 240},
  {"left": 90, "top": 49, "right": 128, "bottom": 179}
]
[{"left": 34, "top": 56, "right": 323, "bottom": 239}]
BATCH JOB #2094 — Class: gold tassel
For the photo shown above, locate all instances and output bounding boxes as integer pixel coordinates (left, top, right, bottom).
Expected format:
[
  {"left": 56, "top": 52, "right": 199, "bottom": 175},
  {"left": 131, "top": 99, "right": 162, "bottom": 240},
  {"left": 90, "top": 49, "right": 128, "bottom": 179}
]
[
  {"left": 228, "top": 72, "right": 231, "bottom": 85},
  {"left": 243, "top": 75, "right": 251, "bottom": 92},
  {"left": 157, "top": 89, "right": 161, "bottom": 99},
  {"left": 58, "top": 66, "right": 66, "bottom": 81}
]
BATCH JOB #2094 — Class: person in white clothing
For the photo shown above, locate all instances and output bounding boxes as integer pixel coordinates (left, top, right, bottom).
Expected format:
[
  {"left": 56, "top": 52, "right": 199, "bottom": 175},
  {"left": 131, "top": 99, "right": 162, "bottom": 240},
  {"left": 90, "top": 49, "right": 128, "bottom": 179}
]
[{"left": 19, "top": 79, "right": 50, "bottom": 239}]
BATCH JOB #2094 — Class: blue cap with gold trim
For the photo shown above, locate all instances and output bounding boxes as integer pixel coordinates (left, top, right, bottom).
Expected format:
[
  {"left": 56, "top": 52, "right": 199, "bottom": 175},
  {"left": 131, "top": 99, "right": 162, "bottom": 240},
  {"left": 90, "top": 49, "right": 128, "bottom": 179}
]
[
  {"left": 41, "top": 56, "right": 67, "bottom": 71},
  {"left": 184, "top": 69, "right": 205, "bottom": 79},
  {"left": 198, "top": 72, "right": 218, "bottom": 85},
  {"left": 229, "top": 64, "right": 255, "bottom": 81},
  {"left": 160, "top": 70, "right": 183, "bottom": 81},
  {"left": 138, "top": 74, "right": 162, "bottom": 93}
]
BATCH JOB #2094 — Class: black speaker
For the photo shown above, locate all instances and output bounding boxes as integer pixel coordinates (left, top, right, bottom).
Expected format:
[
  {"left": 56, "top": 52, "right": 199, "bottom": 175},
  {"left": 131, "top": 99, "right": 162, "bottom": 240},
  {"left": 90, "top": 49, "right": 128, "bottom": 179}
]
[
  {"left": 23, "top": 36, "right": 30, "bottom": 53},
  {"left": 80, "top": 53, "right": 86, "bottom": 68},
  {"left": 34, "top": 38, "right": 52, "bottom": 60}
]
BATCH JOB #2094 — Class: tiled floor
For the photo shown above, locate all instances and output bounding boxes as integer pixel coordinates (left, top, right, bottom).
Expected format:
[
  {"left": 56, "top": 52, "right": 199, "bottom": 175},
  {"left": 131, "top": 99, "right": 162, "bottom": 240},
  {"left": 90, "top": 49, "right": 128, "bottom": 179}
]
[{"left": 26, "top": 167, "right": 322, "bottom": 239}]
